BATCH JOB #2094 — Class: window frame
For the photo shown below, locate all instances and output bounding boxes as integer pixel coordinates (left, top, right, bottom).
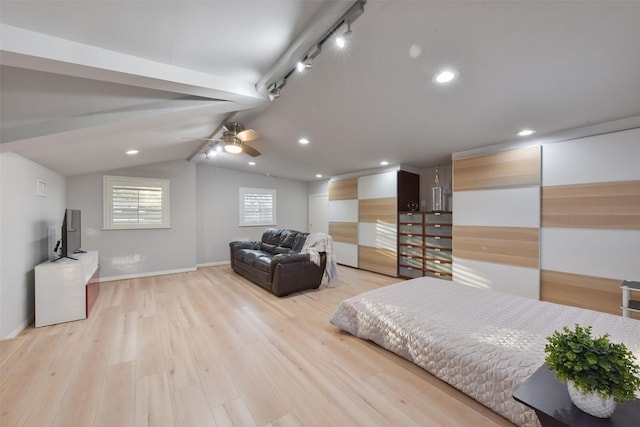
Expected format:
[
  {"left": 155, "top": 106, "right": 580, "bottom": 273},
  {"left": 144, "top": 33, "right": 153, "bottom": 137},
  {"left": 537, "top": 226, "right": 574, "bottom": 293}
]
[
  {"left": 239, "top": 187, "right": 277, "bottom": 227},
  {"left": 103, "top": 175, "right": 171, "bottom": 230}
]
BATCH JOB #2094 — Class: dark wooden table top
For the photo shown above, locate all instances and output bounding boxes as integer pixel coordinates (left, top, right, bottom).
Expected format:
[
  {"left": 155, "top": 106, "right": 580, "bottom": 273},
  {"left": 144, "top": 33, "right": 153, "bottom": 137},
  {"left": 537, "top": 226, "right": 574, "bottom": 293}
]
[{"left": 513, "top": 365, "right": 640, "bottom": 427}]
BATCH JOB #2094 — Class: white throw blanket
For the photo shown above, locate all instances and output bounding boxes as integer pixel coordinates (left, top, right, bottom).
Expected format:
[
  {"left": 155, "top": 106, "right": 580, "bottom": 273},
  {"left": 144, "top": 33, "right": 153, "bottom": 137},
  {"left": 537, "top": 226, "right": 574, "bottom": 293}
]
[{"left": 301, "top": 232, "right": 338, "bottom": 282}]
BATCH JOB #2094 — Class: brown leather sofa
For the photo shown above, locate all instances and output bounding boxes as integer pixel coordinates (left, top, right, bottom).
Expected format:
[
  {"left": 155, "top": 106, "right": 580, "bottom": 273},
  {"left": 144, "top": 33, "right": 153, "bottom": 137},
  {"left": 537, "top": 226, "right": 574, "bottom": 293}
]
[{"left": 229, "top": 228, "right": 327, "bottom": 297}]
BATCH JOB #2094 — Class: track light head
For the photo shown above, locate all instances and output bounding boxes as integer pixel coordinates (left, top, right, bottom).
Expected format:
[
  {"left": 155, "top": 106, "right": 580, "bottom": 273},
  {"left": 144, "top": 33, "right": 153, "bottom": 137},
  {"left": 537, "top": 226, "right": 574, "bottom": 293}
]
[
  {"left": 296, "top": 58, "right": 312, "bottom": 73},
  {"left": 336, "top": 22, "right": 352, "bottom": 48},
  {"left": 267, "top": 79, "right": 286, "bottom": 101}
]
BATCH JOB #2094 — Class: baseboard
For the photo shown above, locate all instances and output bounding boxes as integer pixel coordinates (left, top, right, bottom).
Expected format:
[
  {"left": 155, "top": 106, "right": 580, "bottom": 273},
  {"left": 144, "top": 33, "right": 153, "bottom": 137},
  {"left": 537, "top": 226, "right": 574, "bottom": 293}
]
[
  {"left": 196, "top": 260, "right": 230, "bottom": 268},
  {"left": 100, "top": 267, "right": 197, "bottom": 283},
  {"left": 5, "top": 314, "right": 34, "bottom": 339}
]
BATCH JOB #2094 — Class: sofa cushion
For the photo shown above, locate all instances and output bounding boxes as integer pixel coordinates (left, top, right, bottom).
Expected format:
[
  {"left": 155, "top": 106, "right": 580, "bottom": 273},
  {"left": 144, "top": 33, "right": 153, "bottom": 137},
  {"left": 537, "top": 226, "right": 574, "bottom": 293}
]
[
  {"left": 254, "top": 255, "right": 274, "bottom": 273},
  {"left": 237, "top": 249, "right": 264, "bottom": 264},
  {"left": 292, "top": 233, "right": 308, "bottom": 252},
  {"left": 279, "top": 230, "right": 296, "bottom": 248},
  {"left": 273, "top": 246, "right": 291, "bottom": 255},
  {"left": 260, "top": 243, "right": 278, "bottom": 254},
  {"left": 262, "top": 228, "right": 282, "bottom": 245}
]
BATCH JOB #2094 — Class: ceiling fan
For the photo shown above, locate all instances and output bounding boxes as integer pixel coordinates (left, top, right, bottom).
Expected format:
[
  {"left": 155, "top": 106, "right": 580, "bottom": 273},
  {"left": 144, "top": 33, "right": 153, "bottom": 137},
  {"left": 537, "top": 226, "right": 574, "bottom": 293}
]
[{"left": 188, "top": 122, "right": 261, "bottom": 158}]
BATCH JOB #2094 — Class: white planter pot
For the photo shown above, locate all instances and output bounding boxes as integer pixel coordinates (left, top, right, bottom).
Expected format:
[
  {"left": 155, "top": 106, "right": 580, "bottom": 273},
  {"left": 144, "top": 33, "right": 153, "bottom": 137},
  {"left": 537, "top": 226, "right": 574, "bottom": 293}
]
[{"left": 567, "top": 380, "right": 616, "bottom": 418}]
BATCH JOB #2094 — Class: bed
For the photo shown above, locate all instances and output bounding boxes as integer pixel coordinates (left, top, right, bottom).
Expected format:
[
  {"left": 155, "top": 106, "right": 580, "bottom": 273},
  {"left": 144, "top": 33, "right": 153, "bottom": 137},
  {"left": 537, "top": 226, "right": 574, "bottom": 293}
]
[{"left": 330, "top": 276, "right": 640, "bottom": 427}]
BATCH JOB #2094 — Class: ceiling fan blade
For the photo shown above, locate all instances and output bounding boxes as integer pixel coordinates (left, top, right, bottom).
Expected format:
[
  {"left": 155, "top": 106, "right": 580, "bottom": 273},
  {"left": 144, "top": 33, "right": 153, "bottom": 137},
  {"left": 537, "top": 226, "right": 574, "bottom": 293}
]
[
  {"left": 243, "top": 144, "right": 261, "bottom": 157},
  {"left": 237, "top": 129, "right": 258, "bottom": 142}
]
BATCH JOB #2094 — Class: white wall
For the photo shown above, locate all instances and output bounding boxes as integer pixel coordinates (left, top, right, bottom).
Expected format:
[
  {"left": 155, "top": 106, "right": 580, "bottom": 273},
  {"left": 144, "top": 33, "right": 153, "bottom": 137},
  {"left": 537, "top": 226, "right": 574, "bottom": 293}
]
[
  {"left": 67, "top": 160, "right": 197, "bottom": 280},
  {"left": 1, "top": 152, "right": 66, "bottom": 338},
  {"left": 307, "top": 179, "right": 329, "bottom": 196},
  {"left": 196, "top": 165, "right": 309, "bottom": 265}
]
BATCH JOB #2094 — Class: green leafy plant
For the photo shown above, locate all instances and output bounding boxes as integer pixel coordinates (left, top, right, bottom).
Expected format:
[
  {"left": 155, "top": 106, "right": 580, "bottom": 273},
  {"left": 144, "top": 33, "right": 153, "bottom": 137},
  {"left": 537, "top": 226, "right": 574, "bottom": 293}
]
[{"left": 544, "top": 324, "right": 640, "bottom": 403}]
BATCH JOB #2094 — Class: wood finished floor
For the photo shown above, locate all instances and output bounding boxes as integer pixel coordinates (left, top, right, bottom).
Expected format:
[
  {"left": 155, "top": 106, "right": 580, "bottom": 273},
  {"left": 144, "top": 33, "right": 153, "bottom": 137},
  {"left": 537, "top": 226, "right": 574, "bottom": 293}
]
[{"left": 1, "top": 265, "right": 516, "bottom": 427}]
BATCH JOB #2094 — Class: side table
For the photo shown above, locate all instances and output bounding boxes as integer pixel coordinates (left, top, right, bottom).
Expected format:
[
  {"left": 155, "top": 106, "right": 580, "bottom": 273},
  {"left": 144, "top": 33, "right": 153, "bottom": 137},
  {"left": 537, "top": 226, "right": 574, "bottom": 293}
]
[{"left": 513, "top": 365, "right": 639, "bottom": 427}]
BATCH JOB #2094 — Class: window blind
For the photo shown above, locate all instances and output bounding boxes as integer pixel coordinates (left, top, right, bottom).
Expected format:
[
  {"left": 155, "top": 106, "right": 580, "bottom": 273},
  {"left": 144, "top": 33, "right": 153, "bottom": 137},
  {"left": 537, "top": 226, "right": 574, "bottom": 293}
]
[
  {"left": 239, "top": 187, "right": 276, "bottom": 226},
  {"left": 243, "top": 192, "right": 274, "bottom": 225},
  {"left": 112, "top": 185, "right": 163, "bottom": 225},
  {"left": 103, "top": 175, "right": 170, "bottom": 229}
]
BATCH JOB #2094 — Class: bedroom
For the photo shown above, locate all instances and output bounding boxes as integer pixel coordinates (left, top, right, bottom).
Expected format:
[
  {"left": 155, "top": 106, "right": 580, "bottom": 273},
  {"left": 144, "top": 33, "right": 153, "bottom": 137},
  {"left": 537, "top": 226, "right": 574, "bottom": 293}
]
[{"left": 1, "top": 1, "right": 639, "bottom": 425}]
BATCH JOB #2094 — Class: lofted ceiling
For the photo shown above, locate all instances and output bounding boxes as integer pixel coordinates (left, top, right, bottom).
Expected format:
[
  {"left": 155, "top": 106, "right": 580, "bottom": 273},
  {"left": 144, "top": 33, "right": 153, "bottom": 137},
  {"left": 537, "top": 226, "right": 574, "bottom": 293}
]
[{"left": 1, "top": 1, "right": 640, "bottom": 181}]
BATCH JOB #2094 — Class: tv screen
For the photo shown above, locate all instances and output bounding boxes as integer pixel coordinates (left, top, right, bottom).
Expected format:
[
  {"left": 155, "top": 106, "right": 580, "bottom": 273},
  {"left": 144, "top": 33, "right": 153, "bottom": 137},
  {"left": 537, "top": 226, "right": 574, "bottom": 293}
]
[{"left": 61, "top": 209, "right": 82, "bottom": 258}]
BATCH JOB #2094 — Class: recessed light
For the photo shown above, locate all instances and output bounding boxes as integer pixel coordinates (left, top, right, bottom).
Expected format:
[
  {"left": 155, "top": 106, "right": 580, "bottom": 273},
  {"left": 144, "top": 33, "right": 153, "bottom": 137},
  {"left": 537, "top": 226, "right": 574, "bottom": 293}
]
[
  {"left": 126, "top": 150, "right": 139, "bottom": 155},
  {"left": 316, "top": 174, "right": 323, "bottom": 178},
  {"left": 518, "top": 129, "right": 536, "bottom": 137},
  {"left": 380, "top": 161, "right": 389, "bottom": 166},
  {"left": 248, "top": 161, "right": 256, "bottom": 166},
  {"left": 298, "top": 138, "right": 310, "bottom": 145},
  {"left": 433, "top": 69, "right": 458, "bottom": 85}
]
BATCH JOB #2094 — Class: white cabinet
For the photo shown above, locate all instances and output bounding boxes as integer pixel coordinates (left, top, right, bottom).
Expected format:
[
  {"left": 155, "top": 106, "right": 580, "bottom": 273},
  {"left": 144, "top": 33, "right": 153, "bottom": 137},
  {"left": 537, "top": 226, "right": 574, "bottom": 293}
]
[{"left": 35, "top": 250, "right": 100, "bottom": 327}]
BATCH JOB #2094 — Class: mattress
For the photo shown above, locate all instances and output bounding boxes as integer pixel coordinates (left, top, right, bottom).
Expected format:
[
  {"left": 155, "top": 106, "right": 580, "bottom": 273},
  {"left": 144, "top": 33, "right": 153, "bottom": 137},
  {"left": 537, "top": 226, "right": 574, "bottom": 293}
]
[{"left": 330, "top": 277, "right": 640, "bottom": 427}]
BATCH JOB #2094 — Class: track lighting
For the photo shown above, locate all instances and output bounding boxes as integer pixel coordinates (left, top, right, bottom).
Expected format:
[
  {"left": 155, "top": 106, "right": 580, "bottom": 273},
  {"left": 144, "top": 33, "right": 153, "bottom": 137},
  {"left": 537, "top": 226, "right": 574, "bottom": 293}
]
[
  {"left": 296, "top": 58, "right": 312, "bottom": 73},
  {"left": 268, "top": 79, "right": 286, "bottom": 101},
  {"left": 205, "top": 144, "right": 221, "bottom": 159},
  {"left": 262, "top": 0, "right": 365, "bottom": 101},
  {"left": 268, "top": 87, "right": 280, "bottom": 102},
  {"left": 336, "top": 22, "right": 352, "bottom": 48}
]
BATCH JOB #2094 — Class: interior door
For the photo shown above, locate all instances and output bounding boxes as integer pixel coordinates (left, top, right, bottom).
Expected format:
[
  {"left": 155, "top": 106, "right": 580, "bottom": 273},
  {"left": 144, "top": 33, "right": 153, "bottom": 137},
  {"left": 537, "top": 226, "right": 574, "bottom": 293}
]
[{"left": 308, "top": 194, "right": 328, "bottom": 234}]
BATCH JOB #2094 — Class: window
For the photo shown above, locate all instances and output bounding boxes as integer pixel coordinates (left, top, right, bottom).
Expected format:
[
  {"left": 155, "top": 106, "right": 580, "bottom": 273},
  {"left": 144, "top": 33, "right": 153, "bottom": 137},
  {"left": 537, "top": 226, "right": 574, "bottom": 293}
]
[
  {"left": 103, "top": 175, "right": 170, "bottom": 229},
  {"left": 239, "top": 187, "right": 276, "bottom": 226}
]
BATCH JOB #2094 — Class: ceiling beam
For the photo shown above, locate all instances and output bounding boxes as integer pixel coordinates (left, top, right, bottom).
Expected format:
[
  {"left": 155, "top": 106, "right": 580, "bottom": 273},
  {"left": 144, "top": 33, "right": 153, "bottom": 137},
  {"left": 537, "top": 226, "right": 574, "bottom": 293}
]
[
  {"left": 0, "top": 98, "right": 238, "bottom": 144},
  {"left": 1, "top": 24, "right": 267, "bottom": 107}
]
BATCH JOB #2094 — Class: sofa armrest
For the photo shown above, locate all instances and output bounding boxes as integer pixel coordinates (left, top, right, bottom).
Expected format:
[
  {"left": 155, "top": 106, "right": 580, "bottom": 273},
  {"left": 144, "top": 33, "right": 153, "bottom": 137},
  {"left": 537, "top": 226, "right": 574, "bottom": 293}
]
[
  {"left": 229, "top": 240, "right": 261, "bottom": 271},
  {"left": 229, "top": 240, "right": 261, "bottom": 250},
  {"left": 272, "top": 253, "right": 310, "bottom": 264},
  {"left": 271, "top": 252, "right": 327, "bottom": 296}
]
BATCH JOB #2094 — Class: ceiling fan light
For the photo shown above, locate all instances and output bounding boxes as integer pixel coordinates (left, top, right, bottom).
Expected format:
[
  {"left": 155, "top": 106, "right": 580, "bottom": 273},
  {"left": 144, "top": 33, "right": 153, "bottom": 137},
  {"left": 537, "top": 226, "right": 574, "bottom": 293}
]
[{"left": 224, "top": 143, "right": 242, "bottom": 154}]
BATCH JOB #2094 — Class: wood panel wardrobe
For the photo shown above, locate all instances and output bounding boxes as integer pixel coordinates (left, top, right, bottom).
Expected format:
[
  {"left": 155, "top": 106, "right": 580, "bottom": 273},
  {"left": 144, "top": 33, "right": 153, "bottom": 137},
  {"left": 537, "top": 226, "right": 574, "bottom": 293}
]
[{"left": 328, "top": 168, "right": 419, "bottom": 276}]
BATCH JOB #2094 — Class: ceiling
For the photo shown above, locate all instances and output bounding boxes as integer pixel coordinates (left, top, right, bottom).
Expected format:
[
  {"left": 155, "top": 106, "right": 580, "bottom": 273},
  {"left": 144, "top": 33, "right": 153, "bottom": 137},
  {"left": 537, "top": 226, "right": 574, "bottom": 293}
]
[{"left": 2, "top": 1, "right": 640, "bottom": 181}]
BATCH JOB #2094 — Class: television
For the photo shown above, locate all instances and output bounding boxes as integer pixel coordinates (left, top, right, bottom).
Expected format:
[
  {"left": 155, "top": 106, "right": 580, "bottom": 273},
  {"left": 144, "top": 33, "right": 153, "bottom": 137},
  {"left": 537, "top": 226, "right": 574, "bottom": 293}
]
[{"left": 58, "top": 209, "right": 83, "bottom": 260}]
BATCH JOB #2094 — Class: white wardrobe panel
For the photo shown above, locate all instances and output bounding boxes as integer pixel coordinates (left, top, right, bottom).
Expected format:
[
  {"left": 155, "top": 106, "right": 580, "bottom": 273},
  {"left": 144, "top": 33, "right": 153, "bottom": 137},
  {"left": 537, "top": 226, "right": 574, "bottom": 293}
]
[
  {"left": 542, "top": 128, "right": 640, "bottom": 186},
  {"left": 358, "top": 171, "right": 397, "bottom": 199},
  {"left": 541, "top": 228, "right": 640, "bottom": 279},
  {"left": 358, "top": 222, "right": 397, "bottom": 251},
  {"left": 453, "top": 257, "right": 540, "bottom": 300},
  {"left": 328, "top": 200, "right": 358, "bottom": 222},
  {"left": 453, "top": 187, "right": 540, "bottom": 228},
  {"left": 333, "top": 242, "right": 358, "bottom": 268}
]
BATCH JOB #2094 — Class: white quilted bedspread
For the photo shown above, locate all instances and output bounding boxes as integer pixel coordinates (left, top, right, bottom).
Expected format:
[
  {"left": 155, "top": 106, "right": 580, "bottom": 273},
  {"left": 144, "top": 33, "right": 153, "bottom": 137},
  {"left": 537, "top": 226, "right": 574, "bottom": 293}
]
[{"left": 330, "top": 277, "right": 640, "bottom": 427}]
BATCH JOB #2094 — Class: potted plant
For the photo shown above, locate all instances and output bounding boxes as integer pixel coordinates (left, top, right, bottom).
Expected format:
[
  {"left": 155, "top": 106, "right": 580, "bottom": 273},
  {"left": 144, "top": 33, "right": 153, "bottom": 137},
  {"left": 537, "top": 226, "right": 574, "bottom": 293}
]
[{"left": 544, "top": 324, "right": 640, "bottom": 418}]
